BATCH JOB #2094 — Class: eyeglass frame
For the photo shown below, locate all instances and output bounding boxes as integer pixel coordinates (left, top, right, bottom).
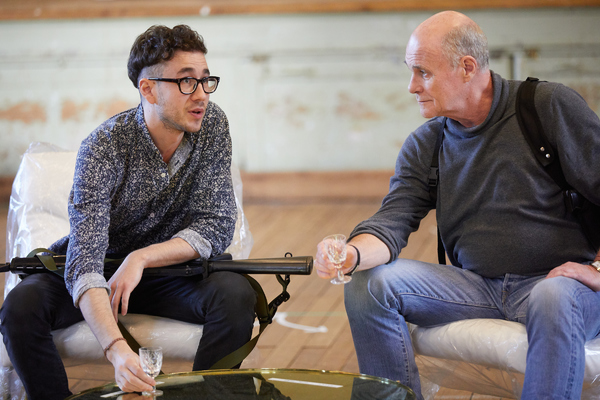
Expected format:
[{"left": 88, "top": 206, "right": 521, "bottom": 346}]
[{"left": 147, "top": 76, "right": 220, "bottom": 95}]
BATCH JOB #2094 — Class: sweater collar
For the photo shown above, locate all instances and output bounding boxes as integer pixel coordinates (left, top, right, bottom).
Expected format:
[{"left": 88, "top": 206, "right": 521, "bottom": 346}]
[
  {"left": 135, "top": 104, "right": 196, "bottom": 166},
  {"left": 445, "top": 71, "right": 509, "bottom": 138}
]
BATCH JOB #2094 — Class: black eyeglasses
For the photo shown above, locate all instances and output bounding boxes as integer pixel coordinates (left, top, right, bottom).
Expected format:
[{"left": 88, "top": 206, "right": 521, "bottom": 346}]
[{"left": 148, "top": 76, "right": 220, "bottom": 95}]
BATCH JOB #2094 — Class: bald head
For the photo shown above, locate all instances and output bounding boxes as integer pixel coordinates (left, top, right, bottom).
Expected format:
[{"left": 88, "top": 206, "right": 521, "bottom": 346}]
[
  {"left": 412, "top": 11, "right": 489, "bottom": 71},
  {"left": 404, "top": 11, "right": 493, "bottom": 127}
]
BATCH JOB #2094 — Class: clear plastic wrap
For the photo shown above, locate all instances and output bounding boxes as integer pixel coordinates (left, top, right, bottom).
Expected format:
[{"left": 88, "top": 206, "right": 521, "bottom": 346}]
[
  {"left": 410, "top": 319, "right": 600, "bottom": 399},
  {"left": 229, "top": 159, "right": 254, "bottom": 260},
  {"left": 1, "top": 142, "right": 253, "bottom": 397}
]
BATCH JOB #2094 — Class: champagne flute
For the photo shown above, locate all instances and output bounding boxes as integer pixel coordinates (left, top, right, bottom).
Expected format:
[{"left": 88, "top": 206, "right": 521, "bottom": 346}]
[
  {"left": 324, "top": 234, "right": 352, "bottom": 285},
  {"left": 139, "top": 347, "right": 163, "bottom": 396}
]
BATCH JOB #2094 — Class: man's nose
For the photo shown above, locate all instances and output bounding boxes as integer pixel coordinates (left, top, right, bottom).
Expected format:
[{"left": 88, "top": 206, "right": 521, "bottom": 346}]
[
  {"left": 408, "top": 75, "right": 421, "bottom": 94},
  {"left": 191, "top": 85, "right": 208, "bottom": 102}
]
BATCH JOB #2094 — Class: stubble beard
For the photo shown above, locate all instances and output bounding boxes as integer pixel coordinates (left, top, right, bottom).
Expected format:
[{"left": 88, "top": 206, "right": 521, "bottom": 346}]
[{"left": 156, "top": 95, "right": 203, "bottom": 134}]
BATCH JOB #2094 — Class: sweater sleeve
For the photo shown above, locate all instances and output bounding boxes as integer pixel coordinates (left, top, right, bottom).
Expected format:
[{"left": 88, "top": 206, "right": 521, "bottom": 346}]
[
  {"left": 349, "top": 118, "right": 441, "bottom": 261},
  {"left": 65, "top": 132, "right": 115, "bottom": 306}
]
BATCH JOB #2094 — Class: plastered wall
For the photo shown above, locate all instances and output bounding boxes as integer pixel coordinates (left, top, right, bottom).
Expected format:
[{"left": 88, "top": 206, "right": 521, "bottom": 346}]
[{"left": 0, "top": 8, "right": 599, "bottom": 175}]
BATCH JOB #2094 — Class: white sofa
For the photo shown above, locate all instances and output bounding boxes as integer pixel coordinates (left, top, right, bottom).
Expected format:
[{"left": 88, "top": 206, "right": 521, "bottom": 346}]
[{"left": 0, "top": 142, "right": 253, "bottom": 398}]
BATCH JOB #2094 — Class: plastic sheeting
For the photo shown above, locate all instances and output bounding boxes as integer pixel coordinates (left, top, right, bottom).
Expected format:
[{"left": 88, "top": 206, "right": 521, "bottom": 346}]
[
  {"left": 410, "top": 318, "right": 600, "bottom": 399},
  {"left": 0, "top": 142, "right": 254, "bottom": 398}
]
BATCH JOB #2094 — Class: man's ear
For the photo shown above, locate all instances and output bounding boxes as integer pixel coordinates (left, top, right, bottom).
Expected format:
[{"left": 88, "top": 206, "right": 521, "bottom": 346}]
[
  {"left": 461, "top": 56, "right": 478, "bottom": 82},
  {"left": 139, "top": 78, "right": 158, "bottom": 105}
]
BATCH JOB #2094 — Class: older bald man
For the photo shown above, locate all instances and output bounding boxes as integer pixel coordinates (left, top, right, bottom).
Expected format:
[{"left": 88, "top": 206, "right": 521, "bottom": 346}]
[{"left": 315, "top": 11, "right": 600, "bottom": 400}]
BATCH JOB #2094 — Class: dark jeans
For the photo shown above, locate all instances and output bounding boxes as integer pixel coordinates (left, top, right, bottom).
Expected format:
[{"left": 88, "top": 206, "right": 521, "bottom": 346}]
[{"left": 0, "top": 271, "right": 257, "bottom": 400}]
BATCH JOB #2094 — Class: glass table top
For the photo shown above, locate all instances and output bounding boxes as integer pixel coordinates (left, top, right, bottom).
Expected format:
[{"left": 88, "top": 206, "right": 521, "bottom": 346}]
[{"left": 66, "top": 368, "right": 416, "bottom": 400}]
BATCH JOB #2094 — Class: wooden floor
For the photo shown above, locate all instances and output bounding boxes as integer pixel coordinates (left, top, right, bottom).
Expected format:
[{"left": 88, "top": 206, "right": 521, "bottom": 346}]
[{"left": 0, "top": 200, "right": 509, "bottom": 399}]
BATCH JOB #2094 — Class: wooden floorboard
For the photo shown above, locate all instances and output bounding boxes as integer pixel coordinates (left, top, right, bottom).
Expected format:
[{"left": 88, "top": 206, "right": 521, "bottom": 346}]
[{"left": 0, "top": 200, "right": 508, "bottom": 399}]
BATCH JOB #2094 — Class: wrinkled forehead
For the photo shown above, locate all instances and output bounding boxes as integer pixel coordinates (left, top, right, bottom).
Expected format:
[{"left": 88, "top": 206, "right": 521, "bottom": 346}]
[{"left": 404, "top": 34, "right": 440, "bottom": 69}]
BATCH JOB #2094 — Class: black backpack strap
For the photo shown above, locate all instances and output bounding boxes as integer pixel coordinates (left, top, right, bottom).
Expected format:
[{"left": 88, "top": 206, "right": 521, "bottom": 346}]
[
  {"left": 515, "top": 77, "right": 600, "bottom": 251},
  {"left": 515, "top": 77, "right": 569, "bottom": 190},
  {"left": 429, "top": 118, "right": 447, "bottom": 265}
]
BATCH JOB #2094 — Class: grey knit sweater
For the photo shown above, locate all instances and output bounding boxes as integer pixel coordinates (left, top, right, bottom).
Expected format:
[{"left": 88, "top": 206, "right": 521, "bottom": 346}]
[{"left": 351, "top": 71, "right": 600, "bottom": 278}]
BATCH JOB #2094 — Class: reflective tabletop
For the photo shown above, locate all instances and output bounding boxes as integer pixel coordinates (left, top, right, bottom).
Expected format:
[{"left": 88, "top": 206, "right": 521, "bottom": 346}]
[{"left": 66, "top": 368, "right": 416, "bottom": 400}]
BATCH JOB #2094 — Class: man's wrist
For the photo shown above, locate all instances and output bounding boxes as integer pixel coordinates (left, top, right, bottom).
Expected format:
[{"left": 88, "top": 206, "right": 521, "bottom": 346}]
[
  {"left": 592, "top": 260, "right": 600, "bottom": 272},
  {"left": 103, "top": 337, "right": 126, "bottom": 359},
  {"left": 104, "top": 337, "right": 130, "bottom": 363},
  {"left": 129, "top": 249, "right": 148, "bottom": 268},
  {"left": 345, "top": 244, "right": 360, "bottom": 276}
]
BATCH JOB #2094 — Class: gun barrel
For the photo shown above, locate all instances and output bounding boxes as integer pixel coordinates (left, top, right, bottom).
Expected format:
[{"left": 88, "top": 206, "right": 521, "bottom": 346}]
[{"left": 208, "top": 257, "right": 313, "bottom": 275}]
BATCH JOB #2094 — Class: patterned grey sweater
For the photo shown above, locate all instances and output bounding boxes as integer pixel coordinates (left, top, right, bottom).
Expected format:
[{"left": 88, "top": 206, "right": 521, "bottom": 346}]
[
  {"left": 351, "top": 71, "right": 600, "bottom": 277},
  {"left": 50, "top": 102, "right": 236, "bottom": 306}
]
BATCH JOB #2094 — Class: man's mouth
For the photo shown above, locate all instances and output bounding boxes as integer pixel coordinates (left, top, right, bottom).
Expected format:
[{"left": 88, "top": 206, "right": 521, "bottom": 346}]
[{"left": 190, "top": 109, "right": 204, "bottom": 118}]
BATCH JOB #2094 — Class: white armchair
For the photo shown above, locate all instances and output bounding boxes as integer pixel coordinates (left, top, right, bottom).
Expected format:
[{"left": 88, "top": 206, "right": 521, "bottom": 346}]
[
  {"left": 410, "top": 315, "right": 600, "bottom": 398},
  {"left": 0, "top": 142, "right": 254, "bottom": 398}
]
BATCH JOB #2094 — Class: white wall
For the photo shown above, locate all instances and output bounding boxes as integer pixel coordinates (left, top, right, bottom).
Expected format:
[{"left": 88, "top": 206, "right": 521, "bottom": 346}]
[{"left": 0, "top": 8, "right": 599, "bottom": 175}]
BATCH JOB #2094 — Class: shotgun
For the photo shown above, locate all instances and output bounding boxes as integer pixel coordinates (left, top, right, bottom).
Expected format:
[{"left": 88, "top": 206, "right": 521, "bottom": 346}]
[{"left": 0, "top": 253, "right": 313, "bottom": 278}]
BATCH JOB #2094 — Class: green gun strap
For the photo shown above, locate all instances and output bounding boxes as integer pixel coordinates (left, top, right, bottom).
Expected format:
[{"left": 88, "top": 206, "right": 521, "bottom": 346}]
[
  {"left": 117, "top": 319, "right": 165, "bottom": 375},
  {"left": 209, "top": 274, "right": 270, "bottom": 370},
  {"left": 117, "top": 319, "right": 140, "bottom": 354},
  {"left": 27, "top": 248, "right": 63, "bottom": 276},
  {"left": 209, "top": 273, "right": 290, "bottom": 370},
  {"left": 26, "top": 248, "right": 123, "bottom": 277}
]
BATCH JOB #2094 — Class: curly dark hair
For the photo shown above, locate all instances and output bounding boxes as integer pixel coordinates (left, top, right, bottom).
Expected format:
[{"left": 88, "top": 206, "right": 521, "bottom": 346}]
[{"left": 127, "top": 24, "right": 208, "bottom": 88}]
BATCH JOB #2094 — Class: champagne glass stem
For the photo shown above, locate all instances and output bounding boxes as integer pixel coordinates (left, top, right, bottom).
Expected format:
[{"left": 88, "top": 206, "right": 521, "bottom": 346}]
[{"left": 337, "top": 264, "right": 345, "bottom": 281}]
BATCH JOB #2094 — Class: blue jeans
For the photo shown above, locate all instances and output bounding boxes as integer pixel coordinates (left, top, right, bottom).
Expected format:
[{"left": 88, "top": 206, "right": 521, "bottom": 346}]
[
  {"left": 344, "top": 259, "right": 600, "bottom": 400},
  {"left": 0, "top": 271, "right": 256, "bottom": 400}
]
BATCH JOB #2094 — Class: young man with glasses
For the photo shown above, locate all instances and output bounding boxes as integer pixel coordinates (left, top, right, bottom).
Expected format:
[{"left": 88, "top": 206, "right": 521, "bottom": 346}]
[{"left": 0, "top": 24, "right": 256, "bottom": 400}]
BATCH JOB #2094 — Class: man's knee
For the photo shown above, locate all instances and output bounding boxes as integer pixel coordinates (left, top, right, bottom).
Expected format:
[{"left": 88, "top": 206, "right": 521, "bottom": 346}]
[
  {"left": 528, "top": 276, "right": 584, "bottom": 323},
  {"left": 1, "top": 279, "right": 46, "bottom": 338},
  {"left": 530, "top": 277, "right": 575, "bottom": 306},
  {"left": 344, "top": 259, "right": 449, "bottom": 317},
  {"left": 344, "top": 261, "right": 403, "bottom": 314},
  {"left": 345, "top": 267, "right": 373, "bottom": 312},
  {"left": 207, "top": 272, "right": 257, "bottom": 318},
  {"left": 1, "top": 274, "right": 76, "bottom": 337},
  {"left": 2, "top": 277, "right": 46, "bottom": 314}
]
